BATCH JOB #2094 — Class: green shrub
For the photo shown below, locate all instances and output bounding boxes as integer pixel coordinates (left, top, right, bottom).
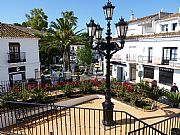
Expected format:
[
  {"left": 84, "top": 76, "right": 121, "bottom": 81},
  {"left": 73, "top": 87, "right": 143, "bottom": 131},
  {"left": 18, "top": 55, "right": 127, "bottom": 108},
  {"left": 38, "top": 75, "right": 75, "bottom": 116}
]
[
  {"left": 98, "top": 82, "right": 106, "bottom": 94},
  {"left": 2, "top": 92, "right": 17, "bottom": 101},
  {"left": 31, "top": 89, "right": 48, "bottom": 103},
  {"left": 62, "top": 84, "right": 73, "bottom": 97},
  {"left": 79, "top": 81, "right": 94, "bottom": 94},
  {"left": 166, "top": 92, "right": 180, "bottom": 107},
  {"left": 143, "top": 105, "right": 152, "bottom": 110},
  {"left": 118, "top": 89, "right": 131, "bottom": 102},
  {"left": 18, "top": 89, "right": 31, "bottom": 101}
]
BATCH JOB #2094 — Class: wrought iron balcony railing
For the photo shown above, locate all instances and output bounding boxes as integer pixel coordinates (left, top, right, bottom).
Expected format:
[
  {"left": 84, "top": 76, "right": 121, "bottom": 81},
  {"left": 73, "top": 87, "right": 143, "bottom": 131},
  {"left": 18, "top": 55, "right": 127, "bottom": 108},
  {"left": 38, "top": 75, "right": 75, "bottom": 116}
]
[
  {"left": 138, "top": 55, "right": 153, "bottom": 64},
  {"left": 8, "top": 52, "right": 26, "bottom": 63},
  {"left": 161, "top": 57, "right": 179, "bottom": 65},
  {"left": 126, "top": 54, "right": 137, "bottom": 62}
]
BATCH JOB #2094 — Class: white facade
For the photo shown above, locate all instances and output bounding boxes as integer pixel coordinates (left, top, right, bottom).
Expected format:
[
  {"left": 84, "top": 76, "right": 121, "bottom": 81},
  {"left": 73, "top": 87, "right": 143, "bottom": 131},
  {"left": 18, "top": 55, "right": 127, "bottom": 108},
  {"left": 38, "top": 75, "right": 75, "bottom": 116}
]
[
  {"left": 0, "top": 24, "right": 40, "bottom": 84},
  {"left": 0, "top": 38, "right": 40, "bottom": 83},
  {"left": 110, "top": 12, "right": 180, "bottom": 90}
]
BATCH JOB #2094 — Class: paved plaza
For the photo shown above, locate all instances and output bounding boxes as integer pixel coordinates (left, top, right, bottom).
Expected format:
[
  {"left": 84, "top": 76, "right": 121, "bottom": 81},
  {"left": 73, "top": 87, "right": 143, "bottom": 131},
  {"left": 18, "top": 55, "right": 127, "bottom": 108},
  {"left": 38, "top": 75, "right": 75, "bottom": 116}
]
[{"left": 6, "top": 98, "right": 180, "bottom": 135}]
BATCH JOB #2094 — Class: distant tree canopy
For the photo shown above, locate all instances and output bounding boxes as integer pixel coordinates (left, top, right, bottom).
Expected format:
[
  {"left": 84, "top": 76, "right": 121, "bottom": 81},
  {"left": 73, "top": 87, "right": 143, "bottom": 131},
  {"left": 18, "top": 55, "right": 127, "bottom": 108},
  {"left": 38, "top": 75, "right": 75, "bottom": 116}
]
[
  {"left": 13, "top": 9, "right": 89, "bottom": 69},
  {"left": 25, "top": 8, "right": 48, "bottom": 30},
  {"left": 76, "top": 45, "right": 93, "bottom": 67}
]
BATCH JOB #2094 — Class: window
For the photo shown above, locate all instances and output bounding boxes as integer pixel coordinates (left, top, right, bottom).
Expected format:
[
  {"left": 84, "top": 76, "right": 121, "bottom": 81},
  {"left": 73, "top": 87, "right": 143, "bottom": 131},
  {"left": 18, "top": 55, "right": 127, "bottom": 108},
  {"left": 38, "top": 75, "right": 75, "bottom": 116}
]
[
  {"left": 172, "top": 23, "right": 177, "bottom": 31},
  {"left": 9, "top": 43, "right": 20, "bottom": 62},
  {"left": 161, "top": 24, "right": 168, "bottom": 32},
  {"left": 159, "top": 67, "right": 173, "bottom": 86},
  {"left": 148, "top": 47, "right": 153, "bottom": 63},
  {"left": 144, "top": 66, "right": 154, "bottom": 79},
  {"left": 162, "top": 47, "right": 177, "bottom": 64},
  {"left": 171, "top": 48, "right": 177, "bottom": 60},
  {"left": 9, "top": 43, "right": 20, "bottom": 53}
]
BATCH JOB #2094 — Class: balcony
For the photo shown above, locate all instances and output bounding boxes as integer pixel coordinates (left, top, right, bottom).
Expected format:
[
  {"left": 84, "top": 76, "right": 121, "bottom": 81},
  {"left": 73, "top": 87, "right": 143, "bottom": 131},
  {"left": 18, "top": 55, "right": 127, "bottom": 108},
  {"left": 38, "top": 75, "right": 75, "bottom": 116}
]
[
  {"left": 8, "top": 52, "right": 26, "bottom": 63},
  {"left": 161, "top": 58, "right": 179, "bottom": 66},
  {"left": 138, "top": 56, "right": 153, "bottom": 64},
  {"left": 126, "top": 54, "right": 137, "bottom": 62},
  {"left": 126, "top": 55, "right": 180, "bottom": 67}
]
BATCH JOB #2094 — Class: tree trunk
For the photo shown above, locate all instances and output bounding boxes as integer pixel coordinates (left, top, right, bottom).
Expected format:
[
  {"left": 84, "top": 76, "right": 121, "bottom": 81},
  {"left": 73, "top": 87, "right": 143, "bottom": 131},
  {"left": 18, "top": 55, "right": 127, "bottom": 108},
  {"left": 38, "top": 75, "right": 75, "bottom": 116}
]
[{"left": 63, "top": 50, "right": 71, "bottom": 72}]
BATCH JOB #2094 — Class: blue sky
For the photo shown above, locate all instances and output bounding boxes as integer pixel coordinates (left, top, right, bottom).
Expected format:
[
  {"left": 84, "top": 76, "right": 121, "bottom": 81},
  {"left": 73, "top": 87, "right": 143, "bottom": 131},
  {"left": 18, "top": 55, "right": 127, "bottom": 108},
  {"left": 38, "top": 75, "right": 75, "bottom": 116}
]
[{"left": 0, "top": 0, "right": 180, "bottom": 34}]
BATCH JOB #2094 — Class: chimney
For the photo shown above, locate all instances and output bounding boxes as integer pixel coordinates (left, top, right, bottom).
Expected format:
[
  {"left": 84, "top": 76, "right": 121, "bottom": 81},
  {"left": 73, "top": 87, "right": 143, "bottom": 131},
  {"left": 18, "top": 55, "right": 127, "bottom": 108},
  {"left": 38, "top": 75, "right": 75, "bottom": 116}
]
[
  {"left": 130, "top": 10, "right": 135, "bottom": 20},
  {"left": 130, "top": 13, "right": 135, "bottom": 20},
  {"left": 159, "top": 9, "right": 163, "bottom": 19},
  {"left": 159, "top": 11, "right": 161, "bottom": 19}
]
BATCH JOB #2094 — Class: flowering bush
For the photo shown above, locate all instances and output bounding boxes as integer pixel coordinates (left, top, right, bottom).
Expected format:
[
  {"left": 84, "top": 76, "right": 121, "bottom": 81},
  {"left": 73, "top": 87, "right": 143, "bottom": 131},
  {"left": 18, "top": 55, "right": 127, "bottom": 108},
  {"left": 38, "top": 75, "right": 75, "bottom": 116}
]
[
  {"left": 79, "top": 80, "right": 94, "bottom": 94},
  {"left": 62, "top": 83, "right": 73, "bottom": 97}
]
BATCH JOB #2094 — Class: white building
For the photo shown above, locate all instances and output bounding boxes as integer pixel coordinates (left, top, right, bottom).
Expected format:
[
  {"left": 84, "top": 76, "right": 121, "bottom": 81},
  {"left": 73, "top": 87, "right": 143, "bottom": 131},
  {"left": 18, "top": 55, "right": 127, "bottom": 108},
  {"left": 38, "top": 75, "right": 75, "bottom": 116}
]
[
  {"left": 0, "top": 23, "right": 40, "bottom": 85},
  {"left": 110, "top": 11, "right": 180, "bottom": 90}
]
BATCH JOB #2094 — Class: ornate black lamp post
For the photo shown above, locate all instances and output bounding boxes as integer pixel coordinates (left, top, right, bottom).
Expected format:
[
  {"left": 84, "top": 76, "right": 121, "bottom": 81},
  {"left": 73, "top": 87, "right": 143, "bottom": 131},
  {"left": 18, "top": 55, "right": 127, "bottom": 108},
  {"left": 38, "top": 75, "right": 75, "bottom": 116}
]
[{"left": 87, "top": 0, "right": 128, "bottom": 126}]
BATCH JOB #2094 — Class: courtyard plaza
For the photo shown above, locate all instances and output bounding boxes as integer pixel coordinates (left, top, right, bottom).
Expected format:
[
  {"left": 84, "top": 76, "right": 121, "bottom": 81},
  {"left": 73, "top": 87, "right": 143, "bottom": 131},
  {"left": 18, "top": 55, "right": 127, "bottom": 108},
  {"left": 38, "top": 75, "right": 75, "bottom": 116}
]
[{"left": 4, "top": 96, "right": 180, "bottom": 135}]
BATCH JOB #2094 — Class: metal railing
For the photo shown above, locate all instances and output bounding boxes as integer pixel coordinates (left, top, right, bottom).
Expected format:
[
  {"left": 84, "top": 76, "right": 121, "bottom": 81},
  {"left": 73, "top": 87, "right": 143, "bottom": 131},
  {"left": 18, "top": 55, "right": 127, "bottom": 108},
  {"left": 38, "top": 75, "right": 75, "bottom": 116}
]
[
  {"left": 151, "top": 113, "right": 180, "bottom": 135},
  {"left": 128, "top": 125, "right": 166, "bottom": 135},
  {"left": 138, "top": 55, "right": 152, "bottom": 64},
  {"left": 168, "top": 59, "right": 180, "bottom": 67},
  {"left": 126, "top": 54, "right": 137, "bottom": 62},
  {"left": 0, "top": 81, "right": 40, "bottom": 94},
  {"left": 7, "top": 52, "right": 26, "bottom": 63},
  {"left": 123, "top": 54, "right": 180, "bottom": 67},
  {"left": 128, "top": 113, "right": 180, "bottom": 135},
  {"left": 0, "top": 101, "right": 149, "bottom": 135}
]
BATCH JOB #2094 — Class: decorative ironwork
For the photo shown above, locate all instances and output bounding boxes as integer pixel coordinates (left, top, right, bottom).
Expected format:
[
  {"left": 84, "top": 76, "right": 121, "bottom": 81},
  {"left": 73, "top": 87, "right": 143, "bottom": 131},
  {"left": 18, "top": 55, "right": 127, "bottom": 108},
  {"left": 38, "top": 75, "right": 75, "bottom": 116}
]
[{"left": 86, "top": 0, "right": 128, "bottom": 126}]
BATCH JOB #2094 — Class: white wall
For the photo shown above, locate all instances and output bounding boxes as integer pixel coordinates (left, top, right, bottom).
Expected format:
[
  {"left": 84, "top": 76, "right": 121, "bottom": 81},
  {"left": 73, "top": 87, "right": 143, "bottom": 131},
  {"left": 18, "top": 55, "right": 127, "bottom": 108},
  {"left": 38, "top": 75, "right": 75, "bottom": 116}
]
[
  {"left": 0, "top": 67, "right": 8, "bottom": 81},
  {"left": 173, "top": 69, "right": 180, "bottom": 90},
  {"left": 127, "top": 23, "right": 143, "bottom": 36},
  {"left": 0, "top": 38, "right": 40, "bottom": 82},
  {"left": 111, "top": 35, "right": 180, "bottom": 89},
  {"left": 156, "top": 19, "right": 180, "bottom": 33}
]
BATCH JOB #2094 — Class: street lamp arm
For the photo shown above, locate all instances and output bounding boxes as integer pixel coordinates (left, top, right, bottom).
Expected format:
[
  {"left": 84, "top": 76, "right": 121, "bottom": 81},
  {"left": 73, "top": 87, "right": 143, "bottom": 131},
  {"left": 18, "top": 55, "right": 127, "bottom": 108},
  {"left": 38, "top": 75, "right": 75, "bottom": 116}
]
[
  {"left": 110, "top": 42, "right": 123, "bottom": 56},
  {"left": 97, "top": 49, "right": 107, "bottom": 56},
  {"left": 110, "top": 48, "right": 118, "bottom": 56}
]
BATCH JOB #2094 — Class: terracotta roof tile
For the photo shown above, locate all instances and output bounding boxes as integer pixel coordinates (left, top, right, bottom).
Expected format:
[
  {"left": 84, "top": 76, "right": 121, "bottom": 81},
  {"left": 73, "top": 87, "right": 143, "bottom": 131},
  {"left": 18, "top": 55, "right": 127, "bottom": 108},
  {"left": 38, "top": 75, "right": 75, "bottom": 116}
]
[
  {"left": 0, "top": 23, "right": 36, "bottom": 38},
  {"left": 112, "top": 31, "right": 180, "bottom": 41},
  {"left": 126, "top": 31, "right": 180, "bottom": 39},
  {"left": 128, "top": 12, "right": 172, "bottom": 23},
  {"left": 9, "top": 24, "right": 47, "bottom": 36},
  {"left": 160, "top": 13, "right": 180, "bottom": 20}
]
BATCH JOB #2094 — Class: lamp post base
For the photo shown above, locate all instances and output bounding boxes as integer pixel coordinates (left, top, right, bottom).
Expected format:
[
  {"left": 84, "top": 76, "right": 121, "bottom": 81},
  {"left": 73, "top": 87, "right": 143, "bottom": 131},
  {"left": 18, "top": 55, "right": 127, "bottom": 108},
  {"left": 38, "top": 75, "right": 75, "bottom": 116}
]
[{"left": 102, "top": 100, "right": 114, "bottom": 126}]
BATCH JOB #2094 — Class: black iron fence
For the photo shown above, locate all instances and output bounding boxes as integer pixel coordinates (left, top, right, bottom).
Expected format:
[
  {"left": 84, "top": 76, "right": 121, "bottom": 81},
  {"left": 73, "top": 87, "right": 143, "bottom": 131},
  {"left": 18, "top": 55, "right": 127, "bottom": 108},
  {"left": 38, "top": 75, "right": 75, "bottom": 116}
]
[
  {"left": 128, "top": 113, "right": 180, "bottom": 135},
  {"left": 151, "top": 113, "right": 180, "bottom": 135},
  {"left": 0, "top": 101, "right": 149, "bottom": 135},
  {"left": 128, "top": 125, "right": 166, "bottom": 135},
  {"left": 0, "top": 81, "right": 49, "bottom": 95}
]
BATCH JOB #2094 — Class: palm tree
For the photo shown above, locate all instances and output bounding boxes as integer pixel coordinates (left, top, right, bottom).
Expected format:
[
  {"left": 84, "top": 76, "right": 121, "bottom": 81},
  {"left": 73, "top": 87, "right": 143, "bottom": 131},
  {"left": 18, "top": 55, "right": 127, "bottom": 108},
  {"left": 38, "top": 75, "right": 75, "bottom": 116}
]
[
  {"left": 50, "top": 11, "right": 84, "bottom": 71},
  {"left": 39, "top": 34, "right": 62, "bottom": 67}
]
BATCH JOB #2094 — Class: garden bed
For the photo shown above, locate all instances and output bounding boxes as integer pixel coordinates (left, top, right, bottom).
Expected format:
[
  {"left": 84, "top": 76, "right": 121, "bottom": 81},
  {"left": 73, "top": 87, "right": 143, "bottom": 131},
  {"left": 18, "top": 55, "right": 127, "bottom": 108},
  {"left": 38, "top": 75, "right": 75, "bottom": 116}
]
[{"left": 1, "top": 79, "right": 179, "bottom": 111}]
